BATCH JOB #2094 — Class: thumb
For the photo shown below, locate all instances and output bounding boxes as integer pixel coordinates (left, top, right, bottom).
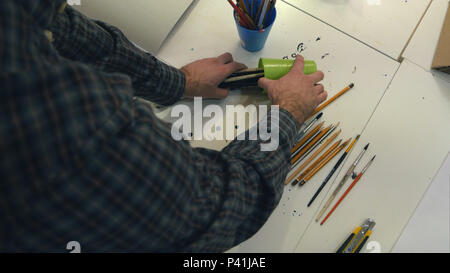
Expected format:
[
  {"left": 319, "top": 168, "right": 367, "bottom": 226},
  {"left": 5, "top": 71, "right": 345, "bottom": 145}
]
[
  {"left": 291, "top": 54, "right": 305, "bottom": 74},
  {"left": 258, "top": 77, "right": 274, "bottom": 90}
]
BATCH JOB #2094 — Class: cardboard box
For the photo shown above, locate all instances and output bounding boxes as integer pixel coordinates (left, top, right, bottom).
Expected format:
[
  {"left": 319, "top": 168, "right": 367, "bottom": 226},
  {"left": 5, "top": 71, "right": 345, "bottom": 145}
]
[{"left": 432, "top": 2, "right": 450, "bottom": 74}]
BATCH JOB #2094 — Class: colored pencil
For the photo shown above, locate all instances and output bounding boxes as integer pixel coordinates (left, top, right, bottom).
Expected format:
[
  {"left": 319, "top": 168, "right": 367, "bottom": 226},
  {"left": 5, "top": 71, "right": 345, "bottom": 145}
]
[
  {"left": 320, "top": 155, "right": 376, "bottom": 225},
  {"left": 307, "top": 83, "right": 355, "bottom": 119},
  {"left": 307, "top": 135, "right": 360, "bottom": 207},
  {"left": 227, "top": 0, "right": 253, "bottom": 29},
  {"left": 286, "top": 127, "right": 341, "bottom": 184}
]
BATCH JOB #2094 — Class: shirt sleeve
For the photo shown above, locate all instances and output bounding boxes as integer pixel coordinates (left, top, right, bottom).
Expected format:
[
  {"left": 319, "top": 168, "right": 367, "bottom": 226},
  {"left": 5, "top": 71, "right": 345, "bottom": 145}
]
[
  {"left": 49, "top": 6, "right": 185, "bottom": 106},
  {"left": 4, "top": 58, "right": 300, "bottom": 252}
]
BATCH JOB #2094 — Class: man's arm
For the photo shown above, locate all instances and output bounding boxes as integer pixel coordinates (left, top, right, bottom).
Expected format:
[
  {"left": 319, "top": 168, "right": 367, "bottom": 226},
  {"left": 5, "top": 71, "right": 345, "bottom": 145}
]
[{"left": 49, "top": 6, "right": 185, "bottom": 105}]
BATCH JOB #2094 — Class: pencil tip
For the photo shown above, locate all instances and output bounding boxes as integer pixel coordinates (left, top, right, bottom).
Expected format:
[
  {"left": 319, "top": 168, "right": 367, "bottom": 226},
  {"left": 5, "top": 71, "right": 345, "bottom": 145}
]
[
  {"left": 349, "top": 83, "right": 355, "bottom": 88},
  {"left": 356, "top": 134, "right": 361, "bottom": 140},
  {"left": 364, "top": 143, "right": 370, "bottom": 149},
  {"left": 316, "top": 112, "right": 323, "bottom": 119},
  {"left": 371, "top": 155, "right": 376, "bottom": 160}
]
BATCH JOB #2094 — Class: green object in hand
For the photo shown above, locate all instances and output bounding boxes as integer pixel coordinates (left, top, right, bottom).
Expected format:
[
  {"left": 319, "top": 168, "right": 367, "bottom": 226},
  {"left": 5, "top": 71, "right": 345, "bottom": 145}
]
[
  {"left": 258, "top": 58, "right": 317, "bottom": 94},
  {"left": 258, "top": 58, "right": 317, "bottom": 80}
]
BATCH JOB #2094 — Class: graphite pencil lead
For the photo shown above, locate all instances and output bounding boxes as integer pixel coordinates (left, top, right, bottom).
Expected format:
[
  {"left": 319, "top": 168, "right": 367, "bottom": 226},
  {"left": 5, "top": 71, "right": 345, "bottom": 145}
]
[
  {"left": 316, "top": 112, "right": 323, "bottom": 119},
  {"left": 364, "top": 143, "right": 370, "bottom": 150},
  {"left": 349, "top": 83, "right": 355, "bottom": 88}
]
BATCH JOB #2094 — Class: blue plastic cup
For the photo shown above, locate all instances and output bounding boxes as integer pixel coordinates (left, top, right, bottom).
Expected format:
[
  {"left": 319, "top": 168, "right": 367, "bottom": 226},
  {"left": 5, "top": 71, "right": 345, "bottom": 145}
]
[{"left": 234, "top": 6, "right": 277, "bottom": 52}]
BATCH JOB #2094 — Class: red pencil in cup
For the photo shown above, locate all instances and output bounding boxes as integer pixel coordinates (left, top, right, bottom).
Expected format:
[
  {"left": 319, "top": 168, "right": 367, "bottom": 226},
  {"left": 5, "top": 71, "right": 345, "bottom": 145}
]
[
  {"left": 320, "top": 155, "right": 376, "bottom": 226},
  {"left": 227, "top": 0, "right": 253, "bottom": 29}
]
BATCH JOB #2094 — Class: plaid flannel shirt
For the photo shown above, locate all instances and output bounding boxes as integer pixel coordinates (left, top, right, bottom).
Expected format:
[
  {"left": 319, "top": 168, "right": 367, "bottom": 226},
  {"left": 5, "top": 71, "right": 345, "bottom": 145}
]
[{"left": 0, "top": 0, "right": 300, "bottom": 252}]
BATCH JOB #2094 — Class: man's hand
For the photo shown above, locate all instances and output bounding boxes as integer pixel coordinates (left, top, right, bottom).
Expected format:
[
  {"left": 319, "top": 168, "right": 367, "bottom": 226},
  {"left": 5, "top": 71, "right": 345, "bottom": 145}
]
[
  {"left": 180, "top": 53, "right": 247, "bottom": 99},
  {"left": 258, "top": 55, "right": 327, "bottom": 125}
]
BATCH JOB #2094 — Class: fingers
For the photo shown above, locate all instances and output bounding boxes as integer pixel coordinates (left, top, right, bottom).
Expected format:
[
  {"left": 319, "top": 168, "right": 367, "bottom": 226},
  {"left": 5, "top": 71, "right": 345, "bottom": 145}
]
[
  {"left": 317, "top": 90, "right": 328, "bottom": 104},
  {"left": 217, "top": 52, "right": 233, "bottom": 64},
  {"left": 224, "top": 61, "right": 248, "bottom": 76},
  {"left": 309, "top": 70, "right": 325, "bottom": 83},
  {"left": 314, "top": 84, "right": 325, "bottom": 94},
  {"left": 291, "top": 55, "right": 305, "bottom": 74},
  {"left": 257, "top": 77, "right": 274, "bottom": 90},
  {"left": 209, "top": 87, "right": 229, "bottom": 99}
]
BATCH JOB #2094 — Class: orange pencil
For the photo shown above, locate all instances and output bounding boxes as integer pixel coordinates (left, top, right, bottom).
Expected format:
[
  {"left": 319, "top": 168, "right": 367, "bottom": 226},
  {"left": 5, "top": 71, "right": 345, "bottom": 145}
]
[
  {"left": 298, "top": 138, "right": 351, "bottom": 186},
  {"left": 227, "top": 0, "right": 252, "bottom": 28},
  {"left": 307, "top": 83, "right": 355, "bottom": 119},
  {"left": 286, "top": 128, "right": 341, "bottom": 184},
  {"left": 291, "top": 139, "right": 342, "bottom": 186},
  {"left": 291, "top": 122, "right": 324, "bottom": 154},
  {"left": 291, "top": 124, "right": 332, "bottom": 165}
]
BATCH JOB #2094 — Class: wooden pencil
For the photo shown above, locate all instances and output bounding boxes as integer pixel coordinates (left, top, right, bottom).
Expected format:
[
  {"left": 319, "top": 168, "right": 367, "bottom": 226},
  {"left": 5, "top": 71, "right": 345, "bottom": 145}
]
[
  {"left": 291, "top": 121, "right": 324, "bottom": 154},
  {"left": 291, "top": 124, "right": 332, "bottom": 165},
  {"left": 298, "top": 138, "right": 351, "bottom": 186},
  {"left": 229, "top": 67, "right": 264, "bottom": 77},
  {"left": 222, "top": 73, "right": 265, "bottom": 83},
  {"left": 291, "top": 139, "right": 342, "bottom": 186},
  {"left": 286, "top": 128, "right": 341, "bottom": 184},
  {"left": 307, "top": 83, "right": 355, "bottom": 119}
]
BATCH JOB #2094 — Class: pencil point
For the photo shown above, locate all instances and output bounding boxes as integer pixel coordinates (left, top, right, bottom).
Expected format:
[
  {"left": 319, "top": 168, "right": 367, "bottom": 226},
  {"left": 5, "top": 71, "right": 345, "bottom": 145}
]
[
  {"left": 316, "top": 112, "right": 323, "bottom": 119},
  {"left": 299, "top": 180, "right": 305, "bottom": 186},
  {"left": 364, "top": 143, "right": 370, "bottom": 150},
  {"left": 349, "top": 83, "right": 355, "bottom": 88},
  {"left": 371, "top": 155, "right": 376, "bottom": 161}
]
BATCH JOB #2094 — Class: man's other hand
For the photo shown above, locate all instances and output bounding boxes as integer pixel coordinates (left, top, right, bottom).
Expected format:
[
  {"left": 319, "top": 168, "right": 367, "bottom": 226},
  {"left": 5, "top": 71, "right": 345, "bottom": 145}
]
[
  {"left": 258, "top": 55, "right": 327, "bottom": 125},
  {"left": 180, "top": 53, "right": 247, "bottom": 99}
]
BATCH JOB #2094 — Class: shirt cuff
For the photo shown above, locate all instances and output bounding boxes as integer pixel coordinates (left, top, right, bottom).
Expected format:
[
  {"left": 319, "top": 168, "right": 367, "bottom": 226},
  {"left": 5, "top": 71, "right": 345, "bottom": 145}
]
[
  {"left": 151, "top": 61, "right": 186, "bottom": 106},
  {"left": 276, "top": 107, "right": 301, "bottom": 148}
]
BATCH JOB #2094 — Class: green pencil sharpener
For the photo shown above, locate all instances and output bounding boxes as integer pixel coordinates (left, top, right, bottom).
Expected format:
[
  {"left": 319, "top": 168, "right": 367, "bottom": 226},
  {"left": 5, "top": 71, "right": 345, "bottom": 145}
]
[
  {"left": 258, "top": 58, "right": 317, "bottom": 93},
  {"left": 258, "top": 58, "right": 317, "bottom": 79}
]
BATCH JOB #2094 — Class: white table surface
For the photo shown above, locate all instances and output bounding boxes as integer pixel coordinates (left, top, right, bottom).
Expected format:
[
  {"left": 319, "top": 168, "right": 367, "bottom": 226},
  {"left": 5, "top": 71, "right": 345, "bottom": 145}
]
[
  {"left": 392, "top": 153, "right": 450, "bottom": 253},
  {"left": 155, "top": 0, "right": 450, "bottom": 252},
  {"left": 294, "top": 59, "right": 450, "bottom": 253},
  {"left": 158, "top": 0, "right": 401, "bottom": 252},
  {"left": 282, "top": 0, "right": 432, "bottom": 60}
]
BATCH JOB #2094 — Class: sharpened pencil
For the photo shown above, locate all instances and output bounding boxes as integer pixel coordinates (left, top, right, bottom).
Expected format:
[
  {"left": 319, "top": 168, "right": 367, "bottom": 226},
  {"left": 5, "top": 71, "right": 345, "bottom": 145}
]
[
  {"left": 307, "top": 83, "right": 355, "bottom": 119},
  {"left": 291, "top": 124, "right": 332, "bottom": 165},
  {"left": 298, "top": 139, "right": 350, "bottom": 187},
  {"left": 291, "top": 123, "right": 339, "bottom": 170},
  {"left": 286, "top": 127, "right": 341, "bottom": 184},
  {"left": 291, "top": 122, "right": 324, "bottom": 154},
  {"left": 292, "top": 138, "right": 343, "bottom": 186}
]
